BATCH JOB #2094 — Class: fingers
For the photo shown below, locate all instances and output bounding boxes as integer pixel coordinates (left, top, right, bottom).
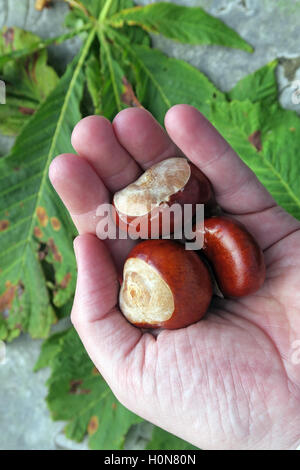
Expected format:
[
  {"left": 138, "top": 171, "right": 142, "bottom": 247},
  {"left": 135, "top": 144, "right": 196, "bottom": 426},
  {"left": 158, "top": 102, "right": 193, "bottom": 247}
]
[
  {"left": 165, "top": 104, "right": 275, "bottom": 215},
  {"left": 49, "top": 153, "right": 109, "bottom": 234},
  {"left": 71, "top": 115, "right": 141, "bottom": 191},
  {"left": 164, "top": 104, "right": 300, "bottom": 251},
  {"left": 49, "top": 154, "right": 137, "bottom": 269},
  {"left": 71, "top": 110, "right": 181, "bottom": 194},
  {"left": 113, "top": 107, "right": 182, "bottom": 168},
  {"left": 52, "top": 107, "right": 300, "bottom": 255},
  {"left": 71, "top": 234, "right": 142, "bottom": 379}
]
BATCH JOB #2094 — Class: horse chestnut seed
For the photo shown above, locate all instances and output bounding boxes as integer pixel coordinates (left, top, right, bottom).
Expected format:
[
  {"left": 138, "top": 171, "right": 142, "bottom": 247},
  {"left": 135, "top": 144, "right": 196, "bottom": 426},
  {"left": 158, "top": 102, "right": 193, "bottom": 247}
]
[
  {"left": 194, "top": 215, "right": 266, "bottom": 297},
  {"left": 119, "top": 239, "right": 213, "bottom": 329},
  {"left": 113, "top": 157, "right": 213, "bottom": 238}
]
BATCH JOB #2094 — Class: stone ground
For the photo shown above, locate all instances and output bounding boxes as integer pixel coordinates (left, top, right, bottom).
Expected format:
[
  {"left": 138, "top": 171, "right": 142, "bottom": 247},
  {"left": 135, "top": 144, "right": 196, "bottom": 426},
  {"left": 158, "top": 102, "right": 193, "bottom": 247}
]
[{"left": 0, "top": 0, "right": 299, "bottom": 450}]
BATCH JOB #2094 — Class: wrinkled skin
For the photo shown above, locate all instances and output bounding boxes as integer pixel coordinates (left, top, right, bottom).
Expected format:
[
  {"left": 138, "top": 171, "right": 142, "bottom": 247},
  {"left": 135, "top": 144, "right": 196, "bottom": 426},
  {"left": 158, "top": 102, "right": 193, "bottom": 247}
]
[{"left": 49, "top": 105, "right": 300, "bottom": 450}]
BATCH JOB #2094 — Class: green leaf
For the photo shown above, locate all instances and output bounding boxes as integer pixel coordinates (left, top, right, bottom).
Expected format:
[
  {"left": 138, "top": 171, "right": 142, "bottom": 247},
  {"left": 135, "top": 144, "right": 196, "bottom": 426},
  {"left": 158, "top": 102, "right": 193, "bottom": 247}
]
[
  {"left": 0, "top": 316, "right": 8, "bottom": 340},
  {"left": 98, "top": 30, "right": 128, "bottom": 119},
  {"left": 0, "top": 26, "right": 40, "bottom": 56},
  {"left": 45, "top": 327, "right": 142, "bottom": 449},
  {"left": 146, "top": 426, "right": 199, "bottom": 450},
  {"left": 121, "top": 23, "right": 151, "bottom": 47},
  {"left": 114, "top": 40, "right": 225, "bottom": 124},
  {"left": 107, "top": 0, "right": 134, "bottom": 17},
  {"left": 34, "top": 329, "right": 69, "bottom": 371},
  {"left": 104, "top": 24, "right": 151, "bottom": 101},
  {"left": 74, "top": 0, "right": 133, "bottom": 20},
  {"left": 0, "top": 25, "right": 92, "bottom": 69},
  {"left": 212, "top": 62, "right": 300, "bottom": 220},
  {"left": 0, "top": 27, "right": 59, "bottom": 136},
  {"left": 228, "top": 60, "right": 278, "bottom": 105},
  {"left": 109, "top": 2, "right": 253, "bottom": 52},
  {"left": 80, "top": 0, "right": 106, "bottom": 18},
  {"left": 211, "top": 99, "right": 300, "bottom": 220},
  {"left": 0, "top": 28, "right": 96, "bottom": 341},
  {"left": 85, "top": 54, "right": 102, "bottom": 114},
  {"left": 54, "top": 297, "right": 74, "bottom": 320}
]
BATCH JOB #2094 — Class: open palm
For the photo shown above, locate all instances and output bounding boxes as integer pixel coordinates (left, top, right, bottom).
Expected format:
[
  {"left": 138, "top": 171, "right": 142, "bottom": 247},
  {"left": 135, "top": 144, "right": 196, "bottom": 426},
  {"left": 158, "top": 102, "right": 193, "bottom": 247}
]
[{"left": 49, "top": 105, "right": 300, "bottom": 450}]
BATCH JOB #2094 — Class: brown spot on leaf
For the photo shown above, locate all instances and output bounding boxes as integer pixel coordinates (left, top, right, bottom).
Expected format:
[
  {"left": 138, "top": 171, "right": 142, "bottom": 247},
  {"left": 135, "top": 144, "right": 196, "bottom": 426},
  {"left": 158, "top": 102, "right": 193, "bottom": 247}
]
[
  {"left": 3, "top": 28, "right": 14, "bottom": 47},
  {"left": 60, "top": 273, "right": 71, "bottom": 289},
  {"left": 0, "top": 282, "right": 16, "bottom": 317},
  {"left": 290, "top": 127, "right": 296, "bottom": 132},
  {"left": 19, "top": 106, "right": 35, "bottom": 116},
  {"left": 248, "top": 130, "right": 262, "bottom": 152},
  {"left": 34, "top": 226, "right": 43, "bottom": 239},
  {"left": 36, "top": 207, "right": 48, "bottom": 227},
  {"left": 87, "top": 416, "right": 99, "bottom": 435},
  {"left": 50, "top": 217, "right": 61, "bottom": 231},
  {"left": 0, "top": 220, "right": 9, "bottom": 232},
  {"left": 69, "top": 379, "right": 81, "bottom": 393},
  {"left": 112, "top": 402, "right": 117, "bottom": 410},
  {"left": 48, "top": 238, "right": 62, "bottom": 263},
  {"left": 92, "top": 366, "right": 100, "bottom": 376},
  {"left": 121, "top": 77, "right": 143, "bottom": 108},
  {"left": 69, "top": 379, "right": 91, "bottom": 395}
]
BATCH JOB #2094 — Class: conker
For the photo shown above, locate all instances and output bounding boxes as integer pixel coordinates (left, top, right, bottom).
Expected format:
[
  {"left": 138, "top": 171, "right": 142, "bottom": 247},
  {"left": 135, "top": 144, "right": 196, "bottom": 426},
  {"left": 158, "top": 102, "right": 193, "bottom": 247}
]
[
  {"left": 119, "top": 239, "right": 213, "bottom": 329},
  {"left": 113, "top": 157, "right": 212, "bottom": 238},
  {"left": 194, "top": 215, "right": 266, "bottom": 297}
]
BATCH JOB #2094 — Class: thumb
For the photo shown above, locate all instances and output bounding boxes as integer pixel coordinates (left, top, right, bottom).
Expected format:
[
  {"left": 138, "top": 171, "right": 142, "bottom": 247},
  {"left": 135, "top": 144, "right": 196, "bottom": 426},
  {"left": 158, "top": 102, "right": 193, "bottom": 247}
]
[{"left": 71, "top": 234, "right": 142, "bottom": 380}]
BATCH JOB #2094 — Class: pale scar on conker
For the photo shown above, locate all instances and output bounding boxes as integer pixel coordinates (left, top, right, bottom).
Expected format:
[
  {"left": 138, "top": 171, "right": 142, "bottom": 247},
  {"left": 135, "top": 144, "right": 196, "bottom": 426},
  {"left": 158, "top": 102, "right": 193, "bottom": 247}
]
[
  {"left": 113, "top": 157, "right": 213, "bottom": 238},
  {"left": 119, "top": 239, "right": 213, "bottom": 330}
]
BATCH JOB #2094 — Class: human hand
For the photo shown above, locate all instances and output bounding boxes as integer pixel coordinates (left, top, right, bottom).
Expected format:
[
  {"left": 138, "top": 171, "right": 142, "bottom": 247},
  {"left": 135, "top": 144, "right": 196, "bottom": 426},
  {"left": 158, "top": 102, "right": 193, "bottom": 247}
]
[{"left": 49, "top": 105, "right": 300, "bottom": 450}]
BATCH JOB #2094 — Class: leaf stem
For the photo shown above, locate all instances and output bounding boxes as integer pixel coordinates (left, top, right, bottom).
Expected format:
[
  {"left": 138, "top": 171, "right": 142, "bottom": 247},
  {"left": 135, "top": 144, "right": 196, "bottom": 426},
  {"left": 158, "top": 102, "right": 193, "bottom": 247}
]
[
  {"left": 98, "top": 29, "right": 122, "bottom": 112},
  {"left": 99, "top": 0, "right": 114, "bottom": 22}
]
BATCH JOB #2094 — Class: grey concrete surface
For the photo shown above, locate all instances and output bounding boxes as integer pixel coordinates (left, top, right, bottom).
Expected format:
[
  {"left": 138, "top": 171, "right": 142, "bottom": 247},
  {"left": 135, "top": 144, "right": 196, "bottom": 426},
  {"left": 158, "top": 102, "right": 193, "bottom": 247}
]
[
  {"left": 0, "top": 318, "right": 71, "bottom": 450},
  {"left": 0, "top": 333, "right": 64, "bottom": 450},
  {"left": 0, "top": 0, "right": 300, "bottom": 450}
]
